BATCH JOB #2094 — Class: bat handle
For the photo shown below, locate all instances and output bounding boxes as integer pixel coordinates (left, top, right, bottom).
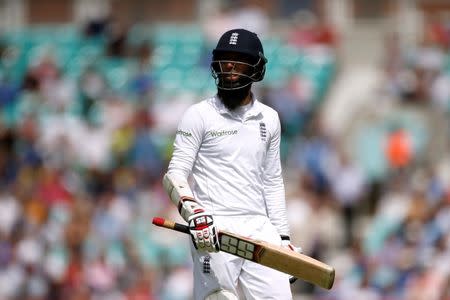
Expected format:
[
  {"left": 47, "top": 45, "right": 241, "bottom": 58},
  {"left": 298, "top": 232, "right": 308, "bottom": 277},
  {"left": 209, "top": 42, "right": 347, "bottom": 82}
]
[{"left": 152, "top": 217, "right": 190, "bottom": 234}]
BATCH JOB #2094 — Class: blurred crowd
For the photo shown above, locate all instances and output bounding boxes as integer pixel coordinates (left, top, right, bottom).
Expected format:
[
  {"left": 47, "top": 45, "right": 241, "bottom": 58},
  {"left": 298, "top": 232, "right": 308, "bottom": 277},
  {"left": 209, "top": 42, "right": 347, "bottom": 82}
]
[
  {"left": 284, "top": 15, "right": 450, "bottom": 300},
  {"left": 382, "top": 12, "right": 450, "bottom": 109},
  {"left": 0, "top": 4, "right": 449, "bottom": 300}
]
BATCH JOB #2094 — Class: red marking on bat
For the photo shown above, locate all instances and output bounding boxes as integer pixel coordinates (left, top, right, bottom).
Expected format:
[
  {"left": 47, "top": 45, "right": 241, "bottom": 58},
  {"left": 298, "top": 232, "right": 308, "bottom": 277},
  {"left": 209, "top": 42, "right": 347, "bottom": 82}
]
[{"left": 152, "top": 217, "right": 165, "bottom": 226}]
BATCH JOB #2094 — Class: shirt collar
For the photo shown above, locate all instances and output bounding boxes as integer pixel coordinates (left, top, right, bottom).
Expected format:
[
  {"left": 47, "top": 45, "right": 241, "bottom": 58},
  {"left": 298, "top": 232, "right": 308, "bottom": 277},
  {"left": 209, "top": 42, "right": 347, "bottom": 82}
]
[{"left": 213, "top": 94, "right": 263, "bottom": 118}]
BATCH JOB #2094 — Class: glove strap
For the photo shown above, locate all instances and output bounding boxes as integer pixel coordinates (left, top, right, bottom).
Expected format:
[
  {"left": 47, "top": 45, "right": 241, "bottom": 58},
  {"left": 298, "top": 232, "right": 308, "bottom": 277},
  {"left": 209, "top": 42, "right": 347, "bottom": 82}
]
[
  {"left": 280, "top": 235, "right": 290, "bottom": 241},
  {"left": 178, "top": 197, "right": 204, "bottom": 221}
]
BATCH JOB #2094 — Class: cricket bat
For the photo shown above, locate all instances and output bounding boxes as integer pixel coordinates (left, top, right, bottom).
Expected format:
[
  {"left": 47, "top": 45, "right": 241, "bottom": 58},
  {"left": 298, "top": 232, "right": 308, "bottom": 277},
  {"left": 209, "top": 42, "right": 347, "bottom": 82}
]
[{"left": 152, "top": 217, "right": 335, "bottom": 290}]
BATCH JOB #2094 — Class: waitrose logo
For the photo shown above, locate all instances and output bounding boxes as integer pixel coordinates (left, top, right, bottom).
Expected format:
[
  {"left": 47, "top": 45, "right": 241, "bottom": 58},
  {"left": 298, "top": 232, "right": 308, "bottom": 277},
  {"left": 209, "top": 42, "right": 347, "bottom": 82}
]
[
  {"left": 208, "top": 129, "right": 238, "bottom": 137},
  {"left": 176, "top": 130, "right": 192, "bottom": 137}
]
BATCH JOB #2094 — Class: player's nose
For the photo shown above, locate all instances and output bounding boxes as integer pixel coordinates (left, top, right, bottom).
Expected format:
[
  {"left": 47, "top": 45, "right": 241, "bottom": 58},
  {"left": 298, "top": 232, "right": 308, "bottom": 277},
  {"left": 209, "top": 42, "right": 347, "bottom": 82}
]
[{"left": 223, "top": 61, "right": 234, "bottom": 71}]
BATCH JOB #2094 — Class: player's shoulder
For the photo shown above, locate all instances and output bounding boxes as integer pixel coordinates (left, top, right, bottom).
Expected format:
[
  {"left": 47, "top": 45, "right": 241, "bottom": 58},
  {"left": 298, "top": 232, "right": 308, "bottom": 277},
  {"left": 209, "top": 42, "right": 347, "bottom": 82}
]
[
  {"left": 183, "top": 97, "right": 215, "bottom": 116},
  {"left": 191, "top": 97, "right": 217, "bottom": 111},
  {"left": 257, "top": 101, "right": 277, "bottom": 114},
  {"left": 255, "top": 100, "right": 280, "bottom": 120}
]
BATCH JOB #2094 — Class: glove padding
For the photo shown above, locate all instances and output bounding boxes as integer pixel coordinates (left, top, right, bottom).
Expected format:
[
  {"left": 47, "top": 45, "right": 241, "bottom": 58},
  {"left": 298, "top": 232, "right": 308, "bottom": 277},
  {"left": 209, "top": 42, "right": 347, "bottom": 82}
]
[
  {"left": 281, "top": 238, "right": 303, "bottom": 284},
  {"left": 188, "top": 211, "right": 220, "bottom": 252}
]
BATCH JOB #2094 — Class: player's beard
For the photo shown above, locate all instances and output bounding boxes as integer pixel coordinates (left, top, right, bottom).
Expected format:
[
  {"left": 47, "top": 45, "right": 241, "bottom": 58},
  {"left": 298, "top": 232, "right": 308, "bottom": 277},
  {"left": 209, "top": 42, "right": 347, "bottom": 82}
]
[{"left": 217, "top": 84, "right": 251, "bottom": 111}]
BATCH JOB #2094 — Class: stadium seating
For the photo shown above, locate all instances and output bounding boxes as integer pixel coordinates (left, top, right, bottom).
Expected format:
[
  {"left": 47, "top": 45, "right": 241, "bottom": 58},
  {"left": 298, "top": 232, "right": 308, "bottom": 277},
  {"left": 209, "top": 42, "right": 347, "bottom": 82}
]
[{"left": 1, "top": 23, "right": 336, "bottom": 107}]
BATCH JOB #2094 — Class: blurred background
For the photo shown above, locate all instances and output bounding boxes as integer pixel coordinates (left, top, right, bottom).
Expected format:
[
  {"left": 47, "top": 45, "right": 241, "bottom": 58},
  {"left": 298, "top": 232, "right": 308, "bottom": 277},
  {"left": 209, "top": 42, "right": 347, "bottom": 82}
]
[{"left": 0, "top": 0, "right": 449, "bottom": 299}]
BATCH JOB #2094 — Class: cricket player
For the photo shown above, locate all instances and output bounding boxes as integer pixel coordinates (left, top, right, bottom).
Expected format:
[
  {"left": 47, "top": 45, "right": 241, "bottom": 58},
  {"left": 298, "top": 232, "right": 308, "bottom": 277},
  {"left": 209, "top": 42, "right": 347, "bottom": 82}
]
[{"left": 163, "top": 28, "right": 300, "bottom": 299}]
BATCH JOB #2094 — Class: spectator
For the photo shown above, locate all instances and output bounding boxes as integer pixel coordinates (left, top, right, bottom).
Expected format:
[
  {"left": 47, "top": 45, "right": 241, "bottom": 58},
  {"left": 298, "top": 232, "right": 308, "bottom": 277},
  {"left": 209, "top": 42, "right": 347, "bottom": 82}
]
[
  {"left": 384, "top": 126, "right": 413, "bottom": 171},
  {"left": 106, "top": 18, "right": 130, "bottom": 58},
  {"left": 330, "top": 151, "right": 367, "bottom": 247},
  {"left": 287, "top": 10, "right": 338, "bottom": 50}
]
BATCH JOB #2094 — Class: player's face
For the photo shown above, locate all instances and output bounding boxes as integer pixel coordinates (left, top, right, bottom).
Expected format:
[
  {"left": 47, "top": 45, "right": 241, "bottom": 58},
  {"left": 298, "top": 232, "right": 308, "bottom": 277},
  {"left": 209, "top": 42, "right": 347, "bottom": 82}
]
[{"left": 212, "top": 52, "right": 254, "bottom": 84}]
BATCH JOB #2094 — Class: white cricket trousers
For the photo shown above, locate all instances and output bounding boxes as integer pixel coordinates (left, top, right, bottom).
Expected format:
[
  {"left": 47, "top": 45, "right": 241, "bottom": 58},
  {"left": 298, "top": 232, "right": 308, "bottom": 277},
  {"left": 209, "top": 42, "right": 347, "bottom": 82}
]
[{"left": 191, "top": 215, "right": 292, "bottom": 300}]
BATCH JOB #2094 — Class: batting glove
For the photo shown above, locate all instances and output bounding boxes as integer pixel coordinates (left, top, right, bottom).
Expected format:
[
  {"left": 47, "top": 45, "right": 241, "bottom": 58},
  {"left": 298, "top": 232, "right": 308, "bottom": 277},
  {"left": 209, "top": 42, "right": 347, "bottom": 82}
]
[
  {"left": 188, "top": 211, "right": 220, "bottom": 252},
  {"left": 281, "top": 236, "right": 303, "bottom": 284}
]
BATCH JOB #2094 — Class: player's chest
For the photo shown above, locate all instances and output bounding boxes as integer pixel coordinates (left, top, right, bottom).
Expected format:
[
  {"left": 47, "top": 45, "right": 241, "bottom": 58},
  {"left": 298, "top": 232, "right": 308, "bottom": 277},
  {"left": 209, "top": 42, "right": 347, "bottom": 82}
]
[{"left": 201, "top": 117, "right": 269, "bottom": 157}]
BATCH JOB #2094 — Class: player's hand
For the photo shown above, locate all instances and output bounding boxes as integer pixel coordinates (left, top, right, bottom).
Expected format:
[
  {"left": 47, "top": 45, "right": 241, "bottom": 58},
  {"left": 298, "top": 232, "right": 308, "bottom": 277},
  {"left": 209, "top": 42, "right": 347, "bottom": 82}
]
[
  {"left": 281, "top": 238, "right": 303, "bottom": 284},
  {"left": 188, "top": 211, "right": 220, "bottom": 252}
]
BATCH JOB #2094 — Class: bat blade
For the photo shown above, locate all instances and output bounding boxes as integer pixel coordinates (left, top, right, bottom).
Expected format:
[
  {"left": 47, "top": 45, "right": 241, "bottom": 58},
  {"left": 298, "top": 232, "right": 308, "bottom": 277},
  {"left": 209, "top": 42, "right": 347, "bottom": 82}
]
[
  {"left": 219, "top": 231, "right": 335, "bottom": 289},
  {"left": 152, "top": 217, "right": 335, "bottom": 289}
]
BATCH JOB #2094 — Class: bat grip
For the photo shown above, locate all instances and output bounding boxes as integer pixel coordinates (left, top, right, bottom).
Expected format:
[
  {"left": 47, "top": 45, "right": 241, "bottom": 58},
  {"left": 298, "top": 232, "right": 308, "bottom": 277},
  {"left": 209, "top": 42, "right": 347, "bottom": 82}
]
[{"left": 152, "top": 217, "right": 190, "bottom": 234}]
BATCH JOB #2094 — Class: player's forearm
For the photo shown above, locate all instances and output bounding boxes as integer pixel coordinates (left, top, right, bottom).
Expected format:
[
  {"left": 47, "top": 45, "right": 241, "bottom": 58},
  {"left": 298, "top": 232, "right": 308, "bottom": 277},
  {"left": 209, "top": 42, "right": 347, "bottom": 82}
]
[
  {"left": 264, "top": 183, "right": 290, "bottom": 237},
  {"left": 263, "top": 116, "right": 289, "bottom": 236},
  {"left": 163, "top": 172, "right": 203, "bottom": 222},
  {"left": 166, "top": 130, "right": 202, "bottom": 221},
  {"left": 270, "top": 212, "right": 291, "bottom": 238}
]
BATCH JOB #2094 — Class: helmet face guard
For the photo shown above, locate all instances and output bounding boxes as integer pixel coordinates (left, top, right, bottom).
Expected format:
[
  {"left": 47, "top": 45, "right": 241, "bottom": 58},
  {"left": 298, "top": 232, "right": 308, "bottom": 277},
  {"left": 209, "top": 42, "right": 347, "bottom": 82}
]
[
  {"left": 211, "top": 29, "right": 267, "bottom": 91},
  {"left": 210, "top": 53, "right": 266, "bottom": 90}
]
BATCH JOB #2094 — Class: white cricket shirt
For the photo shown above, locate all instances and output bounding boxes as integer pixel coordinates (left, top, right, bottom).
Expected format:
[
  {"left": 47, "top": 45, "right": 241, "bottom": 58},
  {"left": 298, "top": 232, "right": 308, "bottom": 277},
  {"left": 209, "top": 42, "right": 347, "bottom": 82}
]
[{"left": 167, "top": 95, "right": 290, "bottom": 237}]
